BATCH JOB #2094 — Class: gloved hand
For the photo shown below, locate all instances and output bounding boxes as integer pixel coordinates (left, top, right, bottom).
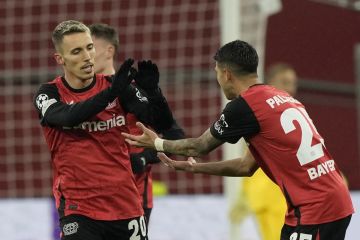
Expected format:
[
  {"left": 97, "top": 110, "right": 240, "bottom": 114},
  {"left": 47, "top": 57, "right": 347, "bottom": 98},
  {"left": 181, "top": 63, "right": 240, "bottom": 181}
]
[
  {"left": 110, "top": 58, "right": 136, "bottom": 95},
  {"left": 133, "top": 60, "right": 160, "bottom": 95},
  {"left": 130, "top": 149, "right": 159, "bottom": 174},
  {"left": 130, "top": 152, "right": 147, "bottom": 174}
]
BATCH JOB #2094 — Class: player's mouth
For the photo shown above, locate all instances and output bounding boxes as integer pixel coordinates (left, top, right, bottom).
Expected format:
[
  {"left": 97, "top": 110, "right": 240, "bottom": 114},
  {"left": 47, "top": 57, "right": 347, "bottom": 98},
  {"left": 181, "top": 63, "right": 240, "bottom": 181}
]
[{"left": 81, "top": 63, "right": 94, "bottom": 73}]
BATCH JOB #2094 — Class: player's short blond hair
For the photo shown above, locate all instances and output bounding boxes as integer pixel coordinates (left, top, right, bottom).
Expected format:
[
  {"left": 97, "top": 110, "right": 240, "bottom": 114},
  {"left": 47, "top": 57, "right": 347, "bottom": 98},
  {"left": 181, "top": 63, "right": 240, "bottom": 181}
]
[{"left": 52, "top": 20, "right": 90, "bottom": 51}]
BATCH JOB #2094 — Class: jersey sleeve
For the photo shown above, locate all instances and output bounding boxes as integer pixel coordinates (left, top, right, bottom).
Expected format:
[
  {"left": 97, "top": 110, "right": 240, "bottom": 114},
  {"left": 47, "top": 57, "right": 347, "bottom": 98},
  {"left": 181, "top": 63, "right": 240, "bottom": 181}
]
[
  {"left": 210, "top": 97, "right": 260, "bottom": 144},
  {"left": 147, "top": 88, "right": 176, "bottom": 133},
  {"left": 161, "top": 120, "right": 185, "bottom": 140},
  {"left": 33, "top": 83, "right": 117, "bottom": 127}
]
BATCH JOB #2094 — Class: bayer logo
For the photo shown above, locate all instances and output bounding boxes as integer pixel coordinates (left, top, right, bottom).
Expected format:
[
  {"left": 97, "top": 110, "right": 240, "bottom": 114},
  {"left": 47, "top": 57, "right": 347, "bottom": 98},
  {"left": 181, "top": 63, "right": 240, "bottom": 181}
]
[{"left": 36, "top": 94, "right": 49, "bottom": 109}]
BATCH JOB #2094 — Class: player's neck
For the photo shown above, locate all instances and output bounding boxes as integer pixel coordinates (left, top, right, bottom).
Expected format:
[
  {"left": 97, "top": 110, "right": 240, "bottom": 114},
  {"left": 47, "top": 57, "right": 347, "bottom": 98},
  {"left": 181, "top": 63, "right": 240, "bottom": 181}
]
[
  {"left": 235, "top": 75, "right": 259, "bottom": 94},
  {"left": 100, "top": 66, "right": 115, "bottom": 75},
  {"left": 64, "top": 73, "right": 93, "bottom": 89}
]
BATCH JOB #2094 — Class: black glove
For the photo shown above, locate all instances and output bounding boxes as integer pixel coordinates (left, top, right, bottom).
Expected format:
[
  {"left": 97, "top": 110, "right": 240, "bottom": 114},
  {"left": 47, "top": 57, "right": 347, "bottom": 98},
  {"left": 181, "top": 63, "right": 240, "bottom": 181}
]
[
  {"left": 130, "top": 152, "right": 146, "bottom": 174},
  {"left": 134, "top": 60, "right": 160, "bottom": 95},
  {"left": 130, "top": 149, "right": 159, "bottom": 174},
  {"left": 110, "top": 58, "right": 136, "bottom": 96}
]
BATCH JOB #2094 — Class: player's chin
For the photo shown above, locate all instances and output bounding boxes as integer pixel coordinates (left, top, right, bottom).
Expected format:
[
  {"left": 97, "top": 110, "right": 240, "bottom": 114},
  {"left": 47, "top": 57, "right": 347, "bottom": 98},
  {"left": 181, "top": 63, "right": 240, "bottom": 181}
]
[{"left": 80, "top": 71, "right": 95, "bottom": 80}]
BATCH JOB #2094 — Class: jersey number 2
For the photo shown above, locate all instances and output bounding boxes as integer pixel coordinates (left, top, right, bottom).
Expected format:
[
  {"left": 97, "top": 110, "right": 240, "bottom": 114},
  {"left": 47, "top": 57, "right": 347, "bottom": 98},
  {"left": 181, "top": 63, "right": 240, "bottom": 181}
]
[{"left": 280, "top": 107, "right": 324, "bottom": 166}]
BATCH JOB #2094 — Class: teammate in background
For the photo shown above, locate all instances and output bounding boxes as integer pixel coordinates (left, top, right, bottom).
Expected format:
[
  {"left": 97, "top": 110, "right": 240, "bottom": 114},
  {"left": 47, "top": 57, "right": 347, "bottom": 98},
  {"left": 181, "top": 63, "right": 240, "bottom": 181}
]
[
  {"left": 89, "top": 23, "right": 184, "bottom": 226},
  {"left": 122, "top": 40, "right": 354, "bottom": 240},
  {"left": 229, "top": 63, "right": 297, "bottom": 240},
  {"left": 266, "top": 63, "right": 297, "bottom": 97},
  {"left": 33, "top": 20, "right": 149, "bottom": 240}
]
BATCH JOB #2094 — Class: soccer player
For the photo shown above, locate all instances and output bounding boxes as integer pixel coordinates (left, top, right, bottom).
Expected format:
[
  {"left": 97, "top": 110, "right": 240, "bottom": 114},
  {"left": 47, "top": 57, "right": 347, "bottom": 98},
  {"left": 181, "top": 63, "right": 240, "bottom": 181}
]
[
  {"left": 230, "top": 63, "right": 297, "bottom": 240},
  {"left": 122, "top": 40, "right": 354, "bottom": 239},
  {"left": 33, "top": 20, "right": 149, "bottom": 240},
  {"left": 89, "top": 23, "right": 184, "bottom": 226}
]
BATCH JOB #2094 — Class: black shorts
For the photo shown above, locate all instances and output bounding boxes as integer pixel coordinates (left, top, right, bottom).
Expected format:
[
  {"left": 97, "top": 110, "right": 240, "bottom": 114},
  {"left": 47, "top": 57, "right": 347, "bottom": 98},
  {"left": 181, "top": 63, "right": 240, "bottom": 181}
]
[
  {"left": 143, "top": 208, "right": 152, "bottom": 227},
  {"left": 280, "top": 215, "right": 351, "bottom": 240},
  {"left": 60, "top": 214, "right": 148, "bottom": 240}
]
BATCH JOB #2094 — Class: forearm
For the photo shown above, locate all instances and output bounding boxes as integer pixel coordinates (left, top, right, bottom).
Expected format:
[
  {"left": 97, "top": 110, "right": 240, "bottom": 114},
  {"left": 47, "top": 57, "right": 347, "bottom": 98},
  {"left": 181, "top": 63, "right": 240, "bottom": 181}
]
[
  {"left": 43, "top": 88, "right": 115, "bottom": 127},
  {"left": 148, "top": 88, "right": 175, "bottom": 132},
  {"left": 191, "top": 158, "right": 258, "bottom": 177},
  {"left": 161, "top": 128, "right": 222, "bottom": 157},
  {"left": 163, "top": 138, "right": 208, "bottom": 157}
]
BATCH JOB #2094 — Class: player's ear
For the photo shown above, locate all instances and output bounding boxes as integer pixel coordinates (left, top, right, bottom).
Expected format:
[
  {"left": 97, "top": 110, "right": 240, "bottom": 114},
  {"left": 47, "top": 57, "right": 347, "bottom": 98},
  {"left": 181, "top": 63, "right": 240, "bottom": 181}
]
[
  {"left": 106, "top": 45, "right": 115, "bottom": 59},
  {"left": 53, "top": 53, "right": 64, "bottom": 65},
  {"left": 224, "top": 67, "right": 232, "bottom": 82}
]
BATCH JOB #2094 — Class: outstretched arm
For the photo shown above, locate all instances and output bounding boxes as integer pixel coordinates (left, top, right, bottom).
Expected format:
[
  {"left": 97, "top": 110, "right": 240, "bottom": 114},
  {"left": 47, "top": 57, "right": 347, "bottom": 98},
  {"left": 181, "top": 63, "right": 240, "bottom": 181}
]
[
  {"left": 122, "top": 122, "right": 223, "bottom": 157},
  {"left": 158, "top": 150, "right": 259, "bottom": 177},
  {"left": 34, "top": 59, "right": 135, "bottom": 127}
]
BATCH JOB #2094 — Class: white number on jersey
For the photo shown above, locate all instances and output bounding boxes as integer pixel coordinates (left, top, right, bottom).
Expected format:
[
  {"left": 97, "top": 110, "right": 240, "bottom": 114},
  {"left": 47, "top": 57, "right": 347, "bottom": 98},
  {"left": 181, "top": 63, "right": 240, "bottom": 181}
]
[
  {"left": 280, "top": 107, "right": 325, "bottom": 166},
  {"left": 290, "top": 232, "right": 313, "bottom": 240},
  {"left": 128, "top": 216, "right": 147, "bottom": 240}
]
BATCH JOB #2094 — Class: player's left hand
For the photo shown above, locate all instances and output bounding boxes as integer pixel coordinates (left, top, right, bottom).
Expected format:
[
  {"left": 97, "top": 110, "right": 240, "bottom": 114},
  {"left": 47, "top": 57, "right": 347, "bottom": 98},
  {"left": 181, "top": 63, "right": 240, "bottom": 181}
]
[
  {"left": 158, "top": 152, "right": 196, "bottom": 172},
  {"left": 122, "top": 122, "right": 159, "bottom": 149}
]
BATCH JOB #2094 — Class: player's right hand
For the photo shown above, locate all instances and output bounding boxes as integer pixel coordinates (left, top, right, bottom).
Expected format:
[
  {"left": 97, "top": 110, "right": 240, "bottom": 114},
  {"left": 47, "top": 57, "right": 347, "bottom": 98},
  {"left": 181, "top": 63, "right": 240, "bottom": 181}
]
[
  {"left": 122, "top": 122, "right": 159, "bottom": 149},
  {"left": 111, "top": 58, "right": 135, "bottom": 95},
  {"left": 157, "top": 153, "right": 196, "bottom": 172}
]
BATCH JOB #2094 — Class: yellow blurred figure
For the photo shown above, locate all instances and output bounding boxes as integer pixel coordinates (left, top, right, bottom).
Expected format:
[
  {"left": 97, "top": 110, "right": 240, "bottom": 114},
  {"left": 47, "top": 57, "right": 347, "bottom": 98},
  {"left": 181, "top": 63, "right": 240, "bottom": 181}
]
[
  {"left": 229, "top": 63, "right": 297, "bottom": 240},
  {"left": 244, "top": 170, "right": 287, "bottom": 240},
  {"left": 152, "top": 180, "right": 169, "bottom": 196}
]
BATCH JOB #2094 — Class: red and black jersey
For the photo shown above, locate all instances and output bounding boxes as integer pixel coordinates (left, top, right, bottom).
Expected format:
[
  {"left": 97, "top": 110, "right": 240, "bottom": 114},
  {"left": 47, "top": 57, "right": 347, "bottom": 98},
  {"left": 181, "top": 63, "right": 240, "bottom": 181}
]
[
  {"left": 33, "top": 75, "right": 144, "bottom": 220},
  {"left": 210, "top": 84, "right": 354, "bottom": 226},
  {"left": 127, "top": 113, "right": 154, "bottom": 209},
  {"left": 135, "top": 166, "right": 153, "bottom": 209}
]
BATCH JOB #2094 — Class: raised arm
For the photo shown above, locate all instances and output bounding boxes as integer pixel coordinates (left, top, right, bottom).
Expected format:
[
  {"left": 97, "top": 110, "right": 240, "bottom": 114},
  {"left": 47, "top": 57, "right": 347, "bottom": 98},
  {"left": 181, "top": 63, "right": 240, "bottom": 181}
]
[
  {"left": 34, "top": 59, "right": 135, "bottom": 127},
  {"left": 133, "top": 60, "right": 181, "bottom": 133}
]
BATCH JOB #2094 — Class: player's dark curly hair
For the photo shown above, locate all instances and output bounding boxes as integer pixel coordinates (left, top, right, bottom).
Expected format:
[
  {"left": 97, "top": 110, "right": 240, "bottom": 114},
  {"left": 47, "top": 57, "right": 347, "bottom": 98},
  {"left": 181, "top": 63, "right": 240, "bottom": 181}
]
[
  {"left": 214, "top": 40, "right": 258, "bottom": 76},
  {"left": 89, "top": 23, "right": 119, "bottom": 57}
]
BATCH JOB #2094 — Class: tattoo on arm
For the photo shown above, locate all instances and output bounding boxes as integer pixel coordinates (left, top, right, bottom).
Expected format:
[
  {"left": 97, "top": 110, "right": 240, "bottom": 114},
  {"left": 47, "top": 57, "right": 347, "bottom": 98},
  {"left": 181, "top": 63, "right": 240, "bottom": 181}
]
[{"left": 163, "top": 129, "right": 223, "bottom": 157}]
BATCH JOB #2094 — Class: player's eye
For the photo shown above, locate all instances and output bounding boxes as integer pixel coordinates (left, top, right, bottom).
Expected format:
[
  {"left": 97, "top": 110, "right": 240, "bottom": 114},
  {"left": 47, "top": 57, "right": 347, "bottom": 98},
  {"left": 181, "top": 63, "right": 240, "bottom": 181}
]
[{"left": 71, "top": 49, "right": 80, "bottom": 55}]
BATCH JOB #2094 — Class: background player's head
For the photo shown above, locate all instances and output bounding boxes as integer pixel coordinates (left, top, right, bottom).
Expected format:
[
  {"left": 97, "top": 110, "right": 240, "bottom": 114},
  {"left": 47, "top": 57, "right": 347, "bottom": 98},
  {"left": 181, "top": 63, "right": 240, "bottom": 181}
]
[
  {"left": 89, "top": 23, "right": 119, "bottom": 75},
  {"left": 52, "top": 20, "right": 95, "bottom": 82},
  {"left": 266, "top": 63, "right": 298, "bottom": 96},
  {"left": 213, "top": 40, "right": 259, "bottom": 100}
]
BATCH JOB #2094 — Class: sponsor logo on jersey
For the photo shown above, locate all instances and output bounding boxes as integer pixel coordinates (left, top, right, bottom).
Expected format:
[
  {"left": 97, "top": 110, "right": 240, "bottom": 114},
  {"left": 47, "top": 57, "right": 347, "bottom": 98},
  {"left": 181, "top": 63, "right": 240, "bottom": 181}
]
[
  {"left": 307, "top": 159, "right": 336, "bottom": 180},
  {"left": 63, "top": 222, "right": 79, "bottom": 236},
  {"left": 214, "top": 114, "right": 228, "bottom": 135},
  {"left": 105, "top": 99, "right": 118, "bottom": 110},
  {"left": 36, "top": 94, "right": 57, "bottom": 116},
  {"left": 63, "top": 114, "right": 126, "bottom": 132}
]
